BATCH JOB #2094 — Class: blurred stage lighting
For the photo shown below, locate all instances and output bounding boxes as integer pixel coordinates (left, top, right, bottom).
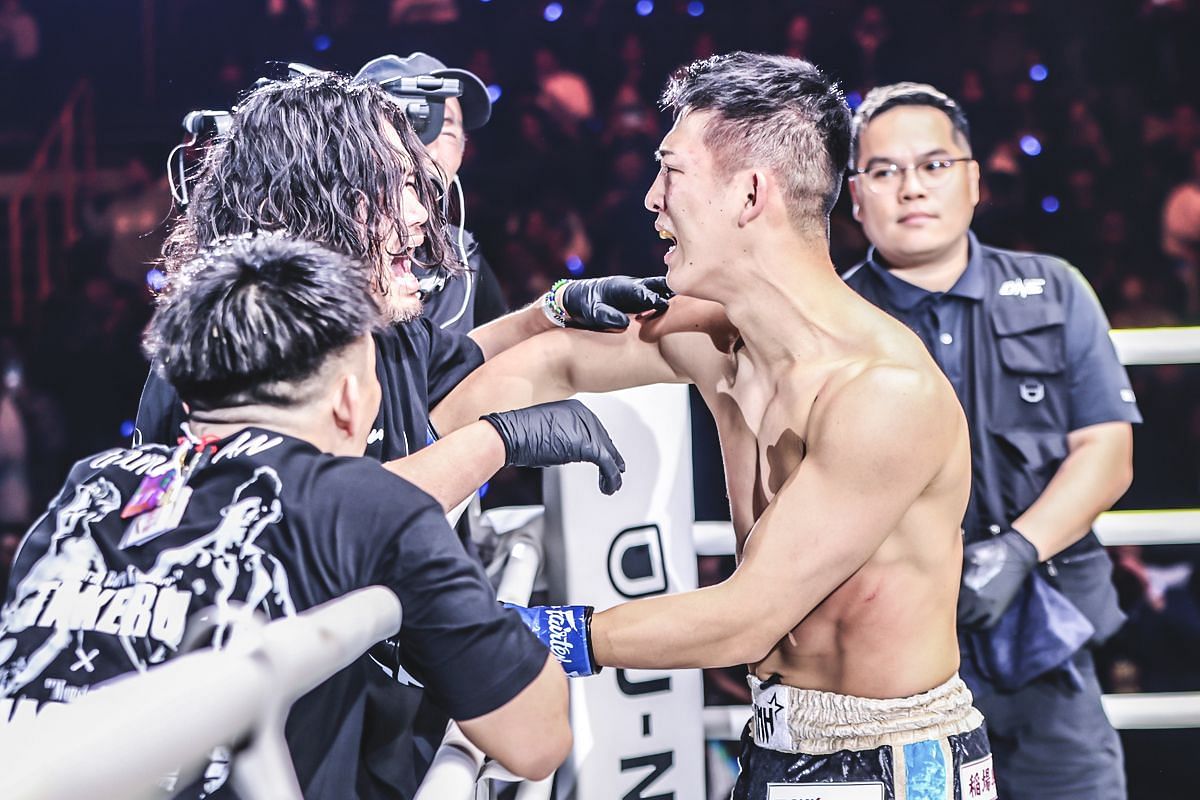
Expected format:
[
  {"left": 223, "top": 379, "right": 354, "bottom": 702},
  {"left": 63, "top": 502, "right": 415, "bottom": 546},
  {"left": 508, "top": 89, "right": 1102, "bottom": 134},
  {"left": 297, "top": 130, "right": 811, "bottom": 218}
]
[
  {"left": 1029, "top": 64, "right": 1048, "bottom": 82},
  {"left": 566, "top": 255, "right": 585, "bottom": 275},
  {"left": 313, "top": 34, "right": 331, "bottom": 52},
  {"left": 636, "top": 0, "right": 654, "bottom": 16},
  {"left": 544, "top": 2, "right": 563, "bottom": 22},
  {"left": 1019, "top": 135, "right": 1042, "bottom": 156},
  {"left": 687, "top": 1, "right": 705, "bottom": 16},
  {"left": 487, "top": 84, "right": 503, "bottom": 103},
  {"left": 847, "top": 91, "right": 863, "bottom": 110},
  {"left": 120, "top": 420, "right": 135, "bottom": 438},
  {"left": 1041, "top": 195, "right": 1060, "bottom": 213}
]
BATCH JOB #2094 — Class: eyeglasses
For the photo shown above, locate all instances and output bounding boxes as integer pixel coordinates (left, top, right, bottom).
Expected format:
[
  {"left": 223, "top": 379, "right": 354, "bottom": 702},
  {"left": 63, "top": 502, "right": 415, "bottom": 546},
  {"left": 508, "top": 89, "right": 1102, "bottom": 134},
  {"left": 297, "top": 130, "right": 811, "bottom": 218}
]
[{"left": 851, "top": 157, "right": 973, "bottom": 194}]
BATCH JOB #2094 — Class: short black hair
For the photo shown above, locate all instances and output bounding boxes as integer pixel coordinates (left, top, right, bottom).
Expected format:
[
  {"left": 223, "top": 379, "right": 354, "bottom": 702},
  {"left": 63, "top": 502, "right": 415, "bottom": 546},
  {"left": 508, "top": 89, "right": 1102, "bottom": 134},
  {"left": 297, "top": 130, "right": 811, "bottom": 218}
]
[
  {"left": 146, "top": 234, "right": 383, "bottom": 411},
  {"left": 850, "top": 82, "right": 972, "bottom": 167},
  {"left": 163, "top": 72, "right": 458, "bottom": 302},
  {"left": 660, "top": 52, "right": 850, "bottom": 230}
]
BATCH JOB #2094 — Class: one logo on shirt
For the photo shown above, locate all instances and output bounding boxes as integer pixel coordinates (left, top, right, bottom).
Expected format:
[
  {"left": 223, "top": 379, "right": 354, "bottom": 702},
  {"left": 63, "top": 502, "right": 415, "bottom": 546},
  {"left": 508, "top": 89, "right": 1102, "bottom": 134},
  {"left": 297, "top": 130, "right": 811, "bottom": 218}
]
[
  {"left": 1121, "top": 388, "right": 1137, "bottom": 403},
  {"left": 367, "top": 428, "right": 385, "bottom": 445},
  {"left": 1019, "top": 380, "right": 1045, "bottom": 404},
  {"left": 998, "top": 278, "right": 1046, "bottom": 298}
]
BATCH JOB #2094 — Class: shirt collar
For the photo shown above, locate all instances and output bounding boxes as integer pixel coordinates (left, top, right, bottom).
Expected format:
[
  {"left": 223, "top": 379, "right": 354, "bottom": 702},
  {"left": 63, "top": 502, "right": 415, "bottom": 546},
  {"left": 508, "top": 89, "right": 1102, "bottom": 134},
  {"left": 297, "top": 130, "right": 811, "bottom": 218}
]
[{"left": 864, "top": 231, "right": 986, "bottom": 309}]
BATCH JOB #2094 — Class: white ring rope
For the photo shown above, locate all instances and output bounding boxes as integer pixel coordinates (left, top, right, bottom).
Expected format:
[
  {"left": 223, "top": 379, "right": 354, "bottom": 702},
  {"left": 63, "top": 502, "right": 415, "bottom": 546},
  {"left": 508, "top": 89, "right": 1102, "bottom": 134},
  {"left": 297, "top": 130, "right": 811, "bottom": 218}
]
[
  {"left": 702, "top": 690, "right": 1200, "bottom": 742},
  {"left": 696, "top": 512, "right": 1200, "bottom": 555},
  {"left": 1095, "top": 509, "right": 1200, "bottom": 547},
  {"left": 1110, "top": 326, "right": 1200, "bottom": 366},
  {"left": 1100, "top": 692, "right": 1200, "bottom": 730}
]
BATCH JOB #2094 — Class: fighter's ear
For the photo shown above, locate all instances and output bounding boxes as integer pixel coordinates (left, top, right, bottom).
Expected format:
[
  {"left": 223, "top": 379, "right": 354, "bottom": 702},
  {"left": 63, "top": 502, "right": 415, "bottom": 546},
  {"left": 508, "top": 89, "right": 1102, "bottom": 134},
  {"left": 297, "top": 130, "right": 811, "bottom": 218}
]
[{"left": 737, "top": 170, "right": 769, "bottom": 227}]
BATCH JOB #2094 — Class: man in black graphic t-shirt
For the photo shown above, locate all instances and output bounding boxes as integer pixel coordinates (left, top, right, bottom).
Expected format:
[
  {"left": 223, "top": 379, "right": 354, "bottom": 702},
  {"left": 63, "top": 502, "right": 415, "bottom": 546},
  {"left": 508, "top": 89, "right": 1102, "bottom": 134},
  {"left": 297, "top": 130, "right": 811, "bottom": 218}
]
[{"left": 0, "top": 236, "right": 616, "bottom": 797}]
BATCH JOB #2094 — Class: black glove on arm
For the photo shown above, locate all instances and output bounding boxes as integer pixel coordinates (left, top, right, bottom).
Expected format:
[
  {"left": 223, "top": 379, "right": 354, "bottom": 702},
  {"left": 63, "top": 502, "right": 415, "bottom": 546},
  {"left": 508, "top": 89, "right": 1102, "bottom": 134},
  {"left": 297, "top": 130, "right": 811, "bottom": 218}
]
[
  {"left": 559, "top": 276, "right": 673, "bottom": 331},
  {"left": 957, "top": 528, "right": 1041, "bottom": 630},
  {"left": 481, "top": 399, "right": 626, "bottom": 494}
]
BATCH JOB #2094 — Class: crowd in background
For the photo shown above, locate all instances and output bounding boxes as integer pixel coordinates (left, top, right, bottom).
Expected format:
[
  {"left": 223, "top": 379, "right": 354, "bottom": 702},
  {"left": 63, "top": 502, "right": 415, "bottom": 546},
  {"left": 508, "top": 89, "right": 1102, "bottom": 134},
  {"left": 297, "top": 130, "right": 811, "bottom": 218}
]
[{"left": 2, "top": 1, "right": 1200, "bottom": 792}]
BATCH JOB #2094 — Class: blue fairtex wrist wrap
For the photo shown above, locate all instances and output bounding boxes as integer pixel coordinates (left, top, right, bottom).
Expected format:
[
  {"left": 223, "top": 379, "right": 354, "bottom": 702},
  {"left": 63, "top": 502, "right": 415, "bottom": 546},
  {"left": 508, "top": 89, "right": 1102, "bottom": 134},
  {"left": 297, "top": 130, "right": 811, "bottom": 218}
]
[{"left": 503, "top": 602, "right": 599, "bottom": 677}]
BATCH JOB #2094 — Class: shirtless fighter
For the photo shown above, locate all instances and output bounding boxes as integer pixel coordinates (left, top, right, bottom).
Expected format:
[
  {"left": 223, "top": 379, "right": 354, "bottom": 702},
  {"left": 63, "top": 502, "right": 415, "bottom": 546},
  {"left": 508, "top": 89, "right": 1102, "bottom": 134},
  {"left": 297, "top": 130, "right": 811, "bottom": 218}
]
[{"left": 433, "top": 53, "right": 994, "bottom": 799}]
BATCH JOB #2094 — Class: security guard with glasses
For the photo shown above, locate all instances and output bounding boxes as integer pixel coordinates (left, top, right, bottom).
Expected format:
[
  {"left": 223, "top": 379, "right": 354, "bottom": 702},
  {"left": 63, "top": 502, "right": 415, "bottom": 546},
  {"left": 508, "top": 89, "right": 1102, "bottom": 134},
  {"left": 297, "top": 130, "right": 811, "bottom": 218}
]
[{"left": 843, "top": 82, "right": 1141, "bottom": 800}]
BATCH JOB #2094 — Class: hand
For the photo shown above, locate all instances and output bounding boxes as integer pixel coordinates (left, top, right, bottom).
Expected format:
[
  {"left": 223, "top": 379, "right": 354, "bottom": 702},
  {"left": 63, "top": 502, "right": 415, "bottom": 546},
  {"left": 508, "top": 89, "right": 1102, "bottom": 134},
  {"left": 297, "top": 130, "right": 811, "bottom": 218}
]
[
  {"left": 503, "top": 602, "right": 599, "bottom": 677},
  {"left": 559, "top": 276, "right": 673, "bottom": 331},
  {"left": 957, "top": 528, "right": 1040, "bottom": 630},
  {"left": 481, "top": 399, "right": 625, "bottom": 494}
]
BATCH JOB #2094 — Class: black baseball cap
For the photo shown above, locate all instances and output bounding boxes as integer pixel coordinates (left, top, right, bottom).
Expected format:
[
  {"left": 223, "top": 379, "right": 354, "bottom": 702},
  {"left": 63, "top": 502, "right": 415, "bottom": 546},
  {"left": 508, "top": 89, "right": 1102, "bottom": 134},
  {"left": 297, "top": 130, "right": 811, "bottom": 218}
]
[{"left": 354, "top": 52, "right": 492, "bottom": 131}]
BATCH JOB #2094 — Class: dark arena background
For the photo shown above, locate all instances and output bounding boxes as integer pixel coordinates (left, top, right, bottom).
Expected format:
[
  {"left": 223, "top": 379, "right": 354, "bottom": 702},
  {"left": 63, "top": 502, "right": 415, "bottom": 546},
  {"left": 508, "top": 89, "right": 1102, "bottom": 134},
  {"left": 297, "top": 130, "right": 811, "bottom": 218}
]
[{"left": 1, "top": 1, "right": 1199, "bottom": 798}]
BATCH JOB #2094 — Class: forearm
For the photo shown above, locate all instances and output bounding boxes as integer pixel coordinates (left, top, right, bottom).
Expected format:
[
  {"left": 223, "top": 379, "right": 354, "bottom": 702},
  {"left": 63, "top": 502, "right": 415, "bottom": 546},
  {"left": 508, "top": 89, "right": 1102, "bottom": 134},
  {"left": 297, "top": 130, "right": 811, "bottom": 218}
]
[
  {"left": 436, "top": 321, "right": 683, "bottom": 436},
  {"left": 1012, "top": 425, "right": 1134, "bottom": 560},
  {"left": 458, "top": 655, "right": 571, "bottom": 781},
  {"left": 469, "top": 302, "right": 556, "bottom": 361},
  {"left": 384, "top": 421, "right": 506, "bottom": 512},
  {"left": 591, "top": 582, "right": 771, "bottom": 670},
  {"left": 432, "top": 331, "right": 577, "bottom": 435}
]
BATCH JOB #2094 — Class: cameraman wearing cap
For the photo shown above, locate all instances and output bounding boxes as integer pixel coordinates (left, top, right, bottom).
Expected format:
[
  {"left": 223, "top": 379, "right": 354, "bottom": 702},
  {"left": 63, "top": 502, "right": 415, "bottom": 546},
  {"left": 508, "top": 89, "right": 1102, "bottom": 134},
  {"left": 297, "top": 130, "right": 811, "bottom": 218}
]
[{"left": 354, "top": 52, "right": 508, "bottom": 336}]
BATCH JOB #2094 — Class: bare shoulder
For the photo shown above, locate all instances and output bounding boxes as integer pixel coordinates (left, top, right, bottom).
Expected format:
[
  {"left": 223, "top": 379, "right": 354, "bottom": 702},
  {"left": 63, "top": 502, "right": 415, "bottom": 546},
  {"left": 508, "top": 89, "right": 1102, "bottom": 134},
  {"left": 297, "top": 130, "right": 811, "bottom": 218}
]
[
  {"left": 636, "top": 295, "right": 738, "bottom": 344},
  {"left": 632, "top": 295, "right": 737, "bottom": 379},
  {"left": 804, "top": 360, "right": 962, "bottom": 474}
]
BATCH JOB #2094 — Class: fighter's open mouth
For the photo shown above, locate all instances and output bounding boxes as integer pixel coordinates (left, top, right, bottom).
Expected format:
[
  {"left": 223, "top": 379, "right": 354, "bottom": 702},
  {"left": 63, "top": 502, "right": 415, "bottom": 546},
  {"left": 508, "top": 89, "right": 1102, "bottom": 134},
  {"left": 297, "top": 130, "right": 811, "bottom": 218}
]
[{"left": 658, "top": 227, "right": 677, "bottom": 258}]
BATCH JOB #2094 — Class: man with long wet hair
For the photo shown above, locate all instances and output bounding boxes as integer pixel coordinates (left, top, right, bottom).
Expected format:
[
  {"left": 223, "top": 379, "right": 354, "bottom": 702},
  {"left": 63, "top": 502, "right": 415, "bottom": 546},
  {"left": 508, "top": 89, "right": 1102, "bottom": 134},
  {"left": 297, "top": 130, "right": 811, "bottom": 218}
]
[
  {"left": 163, "top": 73, "right": 456, "bottom": 326},
  {"left": 139, "top": 72, "right": 645, "bottom": 510}
]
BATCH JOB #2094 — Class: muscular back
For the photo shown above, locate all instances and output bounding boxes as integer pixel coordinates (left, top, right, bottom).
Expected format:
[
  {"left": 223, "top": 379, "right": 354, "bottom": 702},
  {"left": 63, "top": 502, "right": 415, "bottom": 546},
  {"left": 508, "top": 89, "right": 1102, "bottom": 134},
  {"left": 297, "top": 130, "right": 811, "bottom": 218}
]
[{"left": 651, "top": 296, "right": 971, "bottom": 699}]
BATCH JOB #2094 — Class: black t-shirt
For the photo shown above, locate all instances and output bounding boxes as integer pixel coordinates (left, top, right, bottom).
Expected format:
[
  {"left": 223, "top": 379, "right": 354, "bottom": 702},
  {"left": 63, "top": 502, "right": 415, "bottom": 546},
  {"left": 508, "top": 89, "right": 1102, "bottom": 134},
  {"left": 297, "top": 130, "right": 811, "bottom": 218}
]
[
  {"left": 0, "top": 430, "right": 546, "bottom": 798},
  {"left": 134, "top": 318, "right": 484, "bottom": 461}
]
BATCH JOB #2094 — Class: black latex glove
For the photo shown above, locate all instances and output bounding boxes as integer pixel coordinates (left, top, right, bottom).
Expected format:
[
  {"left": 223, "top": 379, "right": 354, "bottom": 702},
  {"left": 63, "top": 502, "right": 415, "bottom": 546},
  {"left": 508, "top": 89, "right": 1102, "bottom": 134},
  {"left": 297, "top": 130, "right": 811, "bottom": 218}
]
[
  {"left": 958, "top": 528, "right": 1041, "bottom": 630},
  {"left": 481, "top": 399, "right": 625, "bottom": 494},
  {"left": 560, "top": 276, "right": 673, "bottom": 331}
]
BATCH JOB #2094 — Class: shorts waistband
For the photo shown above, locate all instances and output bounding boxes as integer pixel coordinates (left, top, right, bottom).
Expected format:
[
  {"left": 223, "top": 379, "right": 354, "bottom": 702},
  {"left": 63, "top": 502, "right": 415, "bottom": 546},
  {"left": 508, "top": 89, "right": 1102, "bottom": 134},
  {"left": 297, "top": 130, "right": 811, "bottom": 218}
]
[{"left": 748, "top": 673, "right": 984, "bottom": 755}]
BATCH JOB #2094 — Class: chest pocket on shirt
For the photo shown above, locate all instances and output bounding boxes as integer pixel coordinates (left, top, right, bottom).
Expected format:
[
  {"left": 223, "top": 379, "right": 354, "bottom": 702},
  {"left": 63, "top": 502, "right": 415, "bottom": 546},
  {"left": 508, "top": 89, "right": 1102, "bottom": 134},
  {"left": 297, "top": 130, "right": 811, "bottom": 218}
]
[
  {"left": 991, "top": 302, "right": 1066, "bottom": 374},
  {"left": 990, "top": 302, "right": 1068, "bottom": 432}
]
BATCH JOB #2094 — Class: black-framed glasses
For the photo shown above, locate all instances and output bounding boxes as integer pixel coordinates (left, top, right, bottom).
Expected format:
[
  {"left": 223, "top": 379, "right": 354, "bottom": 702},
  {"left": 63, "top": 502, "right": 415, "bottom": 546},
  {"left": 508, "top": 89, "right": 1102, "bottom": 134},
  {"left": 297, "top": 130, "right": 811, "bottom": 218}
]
[{"left": 851, "top": 157, "right": 973, "bottom": 194}]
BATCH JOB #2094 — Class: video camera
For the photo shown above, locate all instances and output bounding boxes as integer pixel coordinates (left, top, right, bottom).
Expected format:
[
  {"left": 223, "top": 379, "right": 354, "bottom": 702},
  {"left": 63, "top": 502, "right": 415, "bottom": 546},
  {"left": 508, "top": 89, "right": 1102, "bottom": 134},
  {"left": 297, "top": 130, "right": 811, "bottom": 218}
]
[{"left": 178, "top": 62, "right": 462, "bottom": 146}]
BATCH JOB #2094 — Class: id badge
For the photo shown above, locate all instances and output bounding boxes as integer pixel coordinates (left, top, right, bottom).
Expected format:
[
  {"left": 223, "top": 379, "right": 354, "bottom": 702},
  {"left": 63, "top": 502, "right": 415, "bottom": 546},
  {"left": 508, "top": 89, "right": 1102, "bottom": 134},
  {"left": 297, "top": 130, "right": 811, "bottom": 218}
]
[
  {"left": 120, "top": 486, "right": 193, "bottom": 549},
  {"left": 121, "top": 469, "right": 178, "bottom": 519}
]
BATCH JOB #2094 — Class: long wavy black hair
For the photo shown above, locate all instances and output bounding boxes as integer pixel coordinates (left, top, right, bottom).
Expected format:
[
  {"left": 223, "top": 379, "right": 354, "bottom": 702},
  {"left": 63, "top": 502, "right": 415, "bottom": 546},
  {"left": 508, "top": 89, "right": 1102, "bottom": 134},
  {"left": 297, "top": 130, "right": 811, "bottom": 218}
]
[{"left": 163, "top": 72, "right": 459, "bottom": 301}]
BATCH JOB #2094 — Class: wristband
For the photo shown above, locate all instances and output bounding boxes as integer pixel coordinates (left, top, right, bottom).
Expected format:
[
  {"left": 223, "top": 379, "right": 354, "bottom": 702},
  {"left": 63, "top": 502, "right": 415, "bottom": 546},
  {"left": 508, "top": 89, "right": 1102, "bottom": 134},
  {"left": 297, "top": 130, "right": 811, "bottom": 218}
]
[{"left": 541, "top": 279, "right": 571, "bottom": 328}]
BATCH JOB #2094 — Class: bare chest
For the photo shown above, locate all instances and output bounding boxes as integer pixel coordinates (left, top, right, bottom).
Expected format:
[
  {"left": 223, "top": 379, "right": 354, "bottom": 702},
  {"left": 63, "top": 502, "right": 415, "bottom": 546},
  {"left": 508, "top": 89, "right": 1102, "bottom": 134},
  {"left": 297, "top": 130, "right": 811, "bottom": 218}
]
[{"left": 707, "top": 356, "right": 818, "bottom": 543}]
